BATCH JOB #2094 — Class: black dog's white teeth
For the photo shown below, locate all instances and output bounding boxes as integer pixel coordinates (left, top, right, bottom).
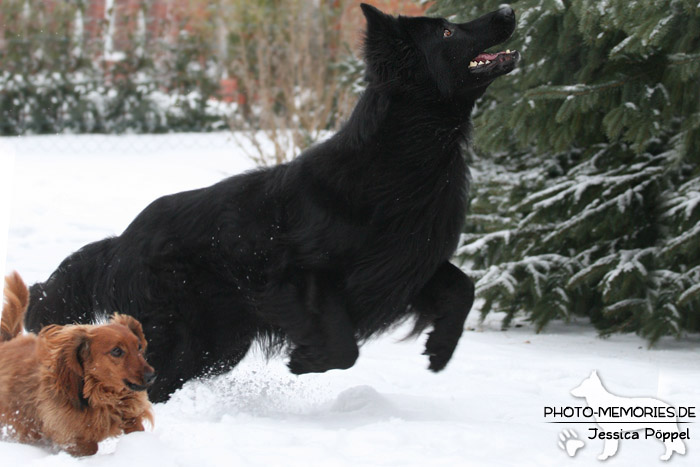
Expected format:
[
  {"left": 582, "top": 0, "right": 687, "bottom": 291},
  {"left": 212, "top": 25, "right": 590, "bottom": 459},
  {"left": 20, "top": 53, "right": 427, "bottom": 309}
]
[
  {"left": 468, "top": 50, "right": 515, "bottom": 69},
  {"left": 468, "top": 60, "right": 491, "bottom": 69}
]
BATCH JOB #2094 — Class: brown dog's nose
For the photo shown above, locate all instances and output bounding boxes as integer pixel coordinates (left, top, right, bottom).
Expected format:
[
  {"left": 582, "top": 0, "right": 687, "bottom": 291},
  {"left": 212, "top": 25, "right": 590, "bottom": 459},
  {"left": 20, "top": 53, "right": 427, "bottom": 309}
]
[{"left": 144, "top": 370, "right": 157, "bottom": 386}]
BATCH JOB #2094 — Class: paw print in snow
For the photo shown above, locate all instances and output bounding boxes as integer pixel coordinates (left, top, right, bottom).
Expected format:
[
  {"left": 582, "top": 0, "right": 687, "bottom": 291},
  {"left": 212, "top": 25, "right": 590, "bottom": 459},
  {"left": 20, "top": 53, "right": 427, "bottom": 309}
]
[{"left": 558, "top": 429, "right": 585, "bottom": 457}]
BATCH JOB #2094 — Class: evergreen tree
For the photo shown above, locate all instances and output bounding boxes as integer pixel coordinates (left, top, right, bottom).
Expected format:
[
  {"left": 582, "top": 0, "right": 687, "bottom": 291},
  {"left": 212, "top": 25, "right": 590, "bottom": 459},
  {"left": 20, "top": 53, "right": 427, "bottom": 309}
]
[{"left": 429, "top": 0, "right": 700, "bottom": 342}]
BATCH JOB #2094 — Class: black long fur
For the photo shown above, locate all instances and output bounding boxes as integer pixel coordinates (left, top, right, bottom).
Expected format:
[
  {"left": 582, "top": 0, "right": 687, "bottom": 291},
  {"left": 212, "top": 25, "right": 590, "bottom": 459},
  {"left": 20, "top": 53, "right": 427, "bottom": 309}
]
[{"left": 25, "top": 4, "right": 518, "bottom": 402}]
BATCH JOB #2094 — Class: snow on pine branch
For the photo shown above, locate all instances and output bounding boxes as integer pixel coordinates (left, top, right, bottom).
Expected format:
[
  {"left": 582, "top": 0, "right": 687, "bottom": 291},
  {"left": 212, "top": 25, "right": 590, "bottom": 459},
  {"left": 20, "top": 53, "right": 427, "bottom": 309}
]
[
  {"left": 475, "top": 265, "right": 517, "bottom": 296},
  {"left": 661, "top": 219, "right": 700, "bottom": 257},
  {"left": 540, "top": 177, "right": 658, "bottom": 244},
  {"left": 456, "top": 230, "right": 511, "bottom": 257},
  {"left": 600, "top": 249, "right": 652, "bottom": 301},
  {"left": 515, "top": 165, "right": 661, "bottom": 225}
]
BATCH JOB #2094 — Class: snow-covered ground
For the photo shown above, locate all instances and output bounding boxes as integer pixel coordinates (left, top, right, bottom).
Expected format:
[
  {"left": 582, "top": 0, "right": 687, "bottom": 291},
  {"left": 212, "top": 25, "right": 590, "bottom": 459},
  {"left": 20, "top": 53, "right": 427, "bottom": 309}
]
[{"left": 1, "top": 133, "right": 698, "bottom": 466}]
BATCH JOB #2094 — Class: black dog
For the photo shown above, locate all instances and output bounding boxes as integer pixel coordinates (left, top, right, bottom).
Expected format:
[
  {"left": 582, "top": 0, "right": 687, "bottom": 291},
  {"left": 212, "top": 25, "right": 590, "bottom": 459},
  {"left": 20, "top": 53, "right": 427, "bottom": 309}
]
[{"left": 26, "top": 4, "right": 519, "bottom": 402}]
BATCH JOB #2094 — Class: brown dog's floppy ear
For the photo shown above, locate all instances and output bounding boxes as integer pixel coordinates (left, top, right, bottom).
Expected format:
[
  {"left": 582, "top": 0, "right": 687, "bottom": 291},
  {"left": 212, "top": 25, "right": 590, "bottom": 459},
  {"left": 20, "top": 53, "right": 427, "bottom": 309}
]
[
  {"left": 39, "top": 325, "right": 90, "bottom": 409},
  {"left": 111, "top": 313, "right": 147, "bottom": 349}
]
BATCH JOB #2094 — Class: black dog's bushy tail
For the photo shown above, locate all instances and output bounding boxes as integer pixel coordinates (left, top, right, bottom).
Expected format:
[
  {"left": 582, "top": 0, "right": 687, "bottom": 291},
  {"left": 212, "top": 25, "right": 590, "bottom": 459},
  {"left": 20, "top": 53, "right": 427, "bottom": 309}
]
[
  {"left": 25, "top": 238, "right": 115, "bottom": 333},
  {"left": 1, "top": 271, "right": 29, "bottom": 342}
]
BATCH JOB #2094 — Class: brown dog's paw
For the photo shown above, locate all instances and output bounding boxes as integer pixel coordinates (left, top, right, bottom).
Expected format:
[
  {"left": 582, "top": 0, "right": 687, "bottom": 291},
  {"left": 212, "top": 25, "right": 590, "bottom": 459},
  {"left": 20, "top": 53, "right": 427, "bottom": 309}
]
[{"left": 65, "top": 440, "right": 99, "bottom": 457}]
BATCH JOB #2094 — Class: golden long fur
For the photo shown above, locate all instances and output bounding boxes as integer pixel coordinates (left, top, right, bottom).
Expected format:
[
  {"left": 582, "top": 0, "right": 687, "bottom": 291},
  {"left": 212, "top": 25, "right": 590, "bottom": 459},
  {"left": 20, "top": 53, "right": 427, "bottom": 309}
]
[{"left": 0, "top": 272, "right": 155, "bottom": 456}]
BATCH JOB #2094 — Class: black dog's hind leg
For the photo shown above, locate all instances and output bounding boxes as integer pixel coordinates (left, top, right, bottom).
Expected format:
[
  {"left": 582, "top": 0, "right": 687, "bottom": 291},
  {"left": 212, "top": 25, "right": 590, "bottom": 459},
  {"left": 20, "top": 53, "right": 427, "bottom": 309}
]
[
  {"left": 411, "top": 262, "right": 474, "bottom": 372},
  {"left": 264, "top": 275, "right": 358, "bottom": 374},
  {"left": 143, "top": 305, "right": 256, "bottom": 403}
]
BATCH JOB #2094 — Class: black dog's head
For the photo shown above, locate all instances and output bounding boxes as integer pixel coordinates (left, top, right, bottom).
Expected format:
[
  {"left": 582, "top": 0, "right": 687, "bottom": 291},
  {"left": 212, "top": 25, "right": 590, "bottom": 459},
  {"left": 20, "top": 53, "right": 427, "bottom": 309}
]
[{"left": 361, "top": 3, "right": 519, "bottom": 103}]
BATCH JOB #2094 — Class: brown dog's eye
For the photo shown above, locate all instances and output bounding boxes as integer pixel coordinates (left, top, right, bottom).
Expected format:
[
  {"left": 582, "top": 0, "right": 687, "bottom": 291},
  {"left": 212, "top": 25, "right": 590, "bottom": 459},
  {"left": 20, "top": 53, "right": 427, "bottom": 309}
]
[
  {"left": 443, "top": 29, "right": 452, "bottom": 38},
  {"left": 111, "top": 347, "right": 124, "bottom": 357}
]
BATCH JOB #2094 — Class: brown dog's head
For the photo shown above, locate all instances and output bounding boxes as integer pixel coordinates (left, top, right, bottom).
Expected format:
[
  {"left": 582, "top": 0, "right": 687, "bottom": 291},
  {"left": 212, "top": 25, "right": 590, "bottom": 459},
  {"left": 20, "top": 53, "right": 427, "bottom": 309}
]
[{"left": 40, "top": 314, "right": 156, "bottom": 408}]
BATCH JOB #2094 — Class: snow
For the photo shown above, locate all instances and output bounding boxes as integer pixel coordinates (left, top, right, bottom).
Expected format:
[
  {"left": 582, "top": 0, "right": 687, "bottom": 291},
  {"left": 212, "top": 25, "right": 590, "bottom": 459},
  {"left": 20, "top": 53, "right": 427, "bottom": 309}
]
[
  {"left": 648, "top": 15, "right": 674, "bottom": 44},
  {"left": 596, "top": 0, "right": 609, "bottom": 16},
  {"left": 567, "top": 253, "right": 617, "bottom": 289},
  {"left": 663, "top": 221, "right": 700, "bottom": 256},
  {"left": 679, "top": 282, "right": 700, "bottom": 305},
  {"left": 0, "top": 140, "right": 15, "bottom": 280},
  {"left": 601, "top": 249, "right": 650, "bottom": 299},
  {"left": 476, "top": 265, "right": 517, "bottom": 296},
  {"left": 538, "top": 174, "right": 659, "bottom": 244},
  {"left": 456, "top": 230, "right": 510, "bottom": 257},
  {"left": 610, "top": 36, "right": 633, "bottom": 57},
  {"left": 663, "top": 178, "right": 700, "bottom": 221},
  {"left": 1, "top": 133, "right": 699, "bottom": 466}
]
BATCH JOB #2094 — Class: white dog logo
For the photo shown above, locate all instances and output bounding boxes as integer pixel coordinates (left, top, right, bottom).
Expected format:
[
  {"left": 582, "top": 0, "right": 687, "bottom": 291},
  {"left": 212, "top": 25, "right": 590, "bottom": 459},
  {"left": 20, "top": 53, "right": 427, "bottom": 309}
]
[{"left": 571, "top": 370, "right": 687, "bottom": 461}]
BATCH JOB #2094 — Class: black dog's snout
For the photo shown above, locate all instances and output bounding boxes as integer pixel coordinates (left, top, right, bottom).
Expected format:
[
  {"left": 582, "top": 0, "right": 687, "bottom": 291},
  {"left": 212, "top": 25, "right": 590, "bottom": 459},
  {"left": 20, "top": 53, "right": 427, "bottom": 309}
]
[
  {"left": 144, "top": 370, "right": 157, "bottom": 386},
  {"left": 498, "top": 5, "right": 515, "bottom": 20}
]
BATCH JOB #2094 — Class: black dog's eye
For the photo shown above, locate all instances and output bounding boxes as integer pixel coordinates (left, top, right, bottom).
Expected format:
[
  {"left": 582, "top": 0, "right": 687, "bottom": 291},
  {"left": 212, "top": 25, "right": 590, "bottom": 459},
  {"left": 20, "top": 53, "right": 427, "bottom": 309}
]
[
  {"left": 111, "top": 347, "right": 124, "bottom": 357},
  {"left": 443, "top": 29, "right": 452, "bottom": 38}
]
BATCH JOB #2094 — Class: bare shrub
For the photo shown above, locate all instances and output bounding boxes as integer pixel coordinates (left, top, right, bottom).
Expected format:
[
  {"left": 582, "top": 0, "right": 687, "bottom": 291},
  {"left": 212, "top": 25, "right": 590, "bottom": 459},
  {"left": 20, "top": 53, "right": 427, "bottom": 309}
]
[{"left": 222, "top": 0, "right": 361, "bottom": 165}]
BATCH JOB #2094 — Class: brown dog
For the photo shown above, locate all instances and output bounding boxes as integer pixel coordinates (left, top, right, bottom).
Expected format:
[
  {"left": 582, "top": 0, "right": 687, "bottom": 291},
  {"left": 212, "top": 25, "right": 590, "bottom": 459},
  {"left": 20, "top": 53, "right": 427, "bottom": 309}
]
[{"left": 0, "top": 272, "right": 155, "bottom": 456}]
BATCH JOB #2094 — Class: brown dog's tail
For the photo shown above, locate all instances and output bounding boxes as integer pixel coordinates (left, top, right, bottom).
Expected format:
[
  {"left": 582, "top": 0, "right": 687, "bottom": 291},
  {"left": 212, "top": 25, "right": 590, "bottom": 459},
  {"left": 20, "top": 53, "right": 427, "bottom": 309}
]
[{"left": 1, "top": 271, "right": 29, "bottom": 342}]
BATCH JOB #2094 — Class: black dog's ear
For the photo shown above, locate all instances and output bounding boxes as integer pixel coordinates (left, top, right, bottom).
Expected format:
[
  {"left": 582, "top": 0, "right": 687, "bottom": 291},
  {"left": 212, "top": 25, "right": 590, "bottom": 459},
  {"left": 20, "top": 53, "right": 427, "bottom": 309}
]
[
  {"left": 361, "top": 3, "right": 390, "bottom": 26},
  {"left": 361, "top": 3, "right": 407, "bottom": 85},
  {"left": 361, "top": 3, "right": 399, "bottom": 35}
]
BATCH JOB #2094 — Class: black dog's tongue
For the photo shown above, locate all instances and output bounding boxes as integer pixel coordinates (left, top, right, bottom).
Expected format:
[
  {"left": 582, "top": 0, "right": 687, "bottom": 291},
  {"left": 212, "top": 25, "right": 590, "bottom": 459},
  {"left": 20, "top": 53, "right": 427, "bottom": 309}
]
[
  {"left": 474, "top": 50, "right": 515, "bottom": 62},
  {"left": 474, "top": 52, "right": 500, "bottom": 61}
]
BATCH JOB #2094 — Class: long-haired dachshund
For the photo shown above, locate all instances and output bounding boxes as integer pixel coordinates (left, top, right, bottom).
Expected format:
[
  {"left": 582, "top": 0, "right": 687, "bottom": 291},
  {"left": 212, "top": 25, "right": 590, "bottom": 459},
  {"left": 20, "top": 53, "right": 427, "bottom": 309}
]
[{"left": 0, "top": 272, "right": 155, "bottom": 456}]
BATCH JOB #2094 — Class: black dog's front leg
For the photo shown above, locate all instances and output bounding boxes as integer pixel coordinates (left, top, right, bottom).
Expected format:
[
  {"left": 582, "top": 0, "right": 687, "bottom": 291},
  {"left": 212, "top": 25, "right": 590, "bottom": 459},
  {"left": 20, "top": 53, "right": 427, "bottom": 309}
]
[
  {"left": 263, "top": 275, "right": 358, "bottom": 374},
  {"left": 411, "top": 261, "right": 475, "bottom": 371},
  {"left": 288, "top": 274, "right": 359, "bottom": 374}
]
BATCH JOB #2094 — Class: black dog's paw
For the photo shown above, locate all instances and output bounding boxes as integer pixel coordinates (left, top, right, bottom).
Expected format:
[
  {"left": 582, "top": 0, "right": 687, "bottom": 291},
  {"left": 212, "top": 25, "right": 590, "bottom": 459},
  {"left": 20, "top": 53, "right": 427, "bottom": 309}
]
[
  {"left": 287, "top": 345, "right": 330, "bottom": 375},
  {"left": 426, "top": 352, "right": 450, "bottom": 372},
  {"left": 423, "top": 333, "right": 458, "bottom": 372}
]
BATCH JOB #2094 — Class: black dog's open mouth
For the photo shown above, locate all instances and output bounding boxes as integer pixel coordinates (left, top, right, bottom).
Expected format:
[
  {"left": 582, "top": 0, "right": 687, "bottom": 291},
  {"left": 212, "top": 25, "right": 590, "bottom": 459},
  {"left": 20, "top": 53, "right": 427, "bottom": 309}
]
[
  {"left": 125, "top": 380, "right": 149, "bottom": 392},
  {"left": 468, "top": 50, "right": 519, "bottom": 74}
]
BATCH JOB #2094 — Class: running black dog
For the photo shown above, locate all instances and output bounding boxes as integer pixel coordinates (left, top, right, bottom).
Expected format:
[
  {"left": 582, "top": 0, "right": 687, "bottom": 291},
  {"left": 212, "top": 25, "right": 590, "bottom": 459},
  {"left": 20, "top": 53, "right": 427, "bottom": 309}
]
[{"left": 26, "top": 4, "right": 519, "bottom": 402}]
